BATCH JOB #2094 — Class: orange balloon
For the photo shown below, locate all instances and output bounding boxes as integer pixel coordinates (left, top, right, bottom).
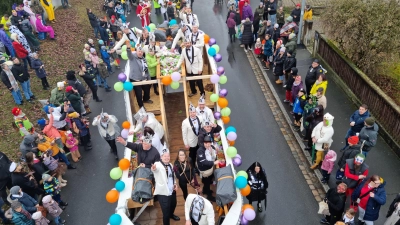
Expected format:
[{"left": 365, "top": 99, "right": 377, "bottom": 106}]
[
  {"left": 218, "top": 98, "right": 228, "bottom": 108},
  {"left": 204, "top": 34, "right": 210, "bottom": 44},
  {"left": 221, "top": 116, "right": 230, "bottom": 124},
  {"left": 119, "top": 158, "right": 130, "bottom": 170},
  {"left": 122, "top": 121, "right": 130, "bottom": 129},
  {"left": 228, "top": 140, "right": 235, "bottom": 146},
  {"left": 106, "top": 189, "right": 119, "bottom": 203},
  {"left": 240, "top": 185, "right": 251, "bottom": 197},
  {"left": 162, "top": 76, "right": 172, "bottom": 85},
  {"left": 242, "top": 204, "right": 254, "bottom": 213}
]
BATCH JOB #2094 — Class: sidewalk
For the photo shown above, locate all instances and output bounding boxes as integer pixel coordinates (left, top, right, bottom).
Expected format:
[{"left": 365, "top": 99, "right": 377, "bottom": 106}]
[{"left": 250, "top": 45, "right": 400, "bottom": 224}]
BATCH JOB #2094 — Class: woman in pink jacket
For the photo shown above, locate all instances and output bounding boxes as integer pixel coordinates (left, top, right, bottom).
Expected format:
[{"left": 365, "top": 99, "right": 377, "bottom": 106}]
[{"left": 35, "top": 14, "right": 55, "bottom": 40}]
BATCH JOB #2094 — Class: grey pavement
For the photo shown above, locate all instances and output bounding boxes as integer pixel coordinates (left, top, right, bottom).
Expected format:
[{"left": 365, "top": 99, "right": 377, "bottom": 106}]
[{"left": 256, "top": 45, "right": 400, "bottom": 224}]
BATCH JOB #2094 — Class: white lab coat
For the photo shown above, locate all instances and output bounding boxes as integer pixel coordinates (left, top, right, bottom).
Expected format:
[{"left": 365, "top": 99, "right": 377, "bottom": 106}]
[
  {"left": 182, "top": 117, "right": 203, "bottom": 147},
  {"left": 176, "top": 46, "right": 203, "bottom": 74},
  {"left": 196, "top": 106, "right": 214, "bottom": 123}
]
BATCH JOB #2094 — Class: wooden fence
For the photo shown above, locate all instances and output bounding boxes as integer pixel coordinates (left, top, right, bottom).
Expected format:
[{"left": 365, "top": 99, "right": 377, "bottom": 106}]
[{"left": 313, "top": 31, "right": 400, "bottom": 155}]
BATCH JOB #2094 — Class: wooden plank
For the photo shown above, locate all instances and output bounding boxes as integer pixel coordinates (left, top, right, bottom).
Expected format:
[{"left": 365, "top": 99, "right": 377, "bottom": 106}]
[
  {"left": 130, "top": 80, "right": 158, "bottom": 86},
  {"left": 185, "top": 75, "right": 213, "bottom": 81},
  {"left": 182, "top": 79, "right": 189, "bottom": 118},
  {"left": 224, "top": 205, "right": 229, "bottom": 215},
  {"left": 129, "top": 91, "right": 137, "bottom": 114},
  {"left": 158, "top": 79, "right": 169, "bottom": 144},
  {"left": 156, "top": 58, "right": 161, "bottom": 79},
  {"left": 127, "top": 199, "right": 154, "bottom": 209}
]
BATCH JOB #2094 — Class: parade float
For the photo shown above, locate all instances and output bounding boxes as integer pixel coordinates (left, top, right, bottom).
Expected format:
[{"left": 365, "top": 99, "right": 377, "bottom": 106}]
[{"left": 103, "top": 26, "right": 258, "bottom": 225}]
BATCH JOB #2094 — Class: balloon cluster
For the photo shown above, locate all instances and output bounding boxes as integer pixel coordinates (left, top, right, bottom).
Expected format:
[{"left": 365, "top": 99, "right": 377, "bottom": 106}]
[
  {"left": 114, "top": 73, "right": 134, "bottom": 92},
  {"left": 120, "top": 45, "right": 132, "bottom": 60},
  {"left": 235, "top": 171, "right": 254, "bottom": 224},
  {"left": 161, "top": 71, "right": 181, "bottom": 89},
  {"left": 121, "top": 121, "right": 131, "bottom": 139},
  {"left": 206, "top": 36, "right": 222, "bottom": 63},
  {"left": 145, "top": 23, "right": 156, "bottom": 32},
  {"left": 106, "top": 157, "right": 131, "bottom": 224},
  {"left": 240, "top": 204, "right": 256, "bottom": 224}
]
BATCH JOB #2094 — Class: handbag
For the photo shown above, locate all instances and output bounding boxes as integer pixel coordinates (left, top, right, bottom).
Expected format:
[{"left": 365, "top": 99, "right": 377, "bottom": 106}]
[
  {"left": 196, "top": 161, "right": 214, "bottom": 178},
  {"left": 335, "top": 168, "right": 344, "bottom": 180},
  {"left": 318, "top": 201, "right": 330, "bottom": 215}
]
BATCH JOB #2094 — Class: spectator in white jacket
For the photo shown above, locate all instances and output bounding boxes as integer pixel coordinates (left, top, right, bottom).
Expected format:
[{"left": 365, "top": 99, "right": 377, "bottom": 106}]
[
  {"left": 310, "top": 113, "right": 334, "bottom": 169},
  {"left": 133, "top": 107, "right": 165, "bottom": 140},
  {"left": 92, "top": 112, "right": 120, "bottom": 160},
  {"left": 185, "top": 194, "right": 215, "bottom": 225}
]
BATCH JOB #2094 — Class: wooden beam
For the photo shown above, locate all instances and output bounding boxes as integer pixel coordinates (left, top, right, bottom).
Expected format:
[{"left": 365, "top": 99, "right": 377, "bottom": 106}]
[
  {"left": 185, "top": 75, "right": 213, "bottom": 81},
  {"left": 182, "top": 77, "right": 189, "bottom": 118},
  {"left": 224, "top": 205, "right": 229, "bottom": 215},
  {"left": 130, "top": 80, "right": 158, "bottom": 86},
  {"left": 158, "top": 79, "right": 169, "bottom": 144}
]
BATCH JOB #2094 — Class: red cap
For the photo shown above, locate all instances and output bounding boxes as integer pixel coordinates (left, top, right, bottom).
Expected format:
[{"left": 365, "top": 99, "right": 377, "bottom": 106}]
[
  {"left": 66, "top": 86, "right": 73, "bottom": 92},
  {"left": 12, "top": 107, "right": 21, "bottom": 116},
  {"left": 168, "top": 1, "right": 172, "bottom": 5},
  {"left": 296, "top": 3, "right": 300, "bottom": 6},
  {"left": 348, "top": 136, "right": 359, "bottom": 145}
]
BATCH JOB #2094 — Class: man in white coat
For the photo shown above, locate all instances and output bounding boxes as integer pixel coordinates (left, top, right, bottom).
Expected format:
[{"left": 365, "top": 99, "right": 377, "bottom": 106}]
[
  {"left": 151, "top": 151, "right": 180, "bottom": 225},
  {"left": 111, "top": 24, "right": 143, "bottom": 52},
  {"left": 175, "top": 37, "right": 204, "bottom": 97},
  {"left": 142, "top": 33, "right": 160, "bottom": 54},
  {"left": 182, "top": 103, "right": 202, "bottom": 169},
  {"left": 171, "top": 23, "right": 193, "bottom": 51},
  {"left": 310, "top": 113, "right": 334, "bottom": 169},
  {"left": 189, "top": 24, "right": 204, "bottom": 53},
  {"left": 185, "top": 194, "right": 215, "bottom": 225},
  {"left": 196, "top": 95, "right": 214, "bottom": 123},
  {"left": 133, "top": 107, "right": 165, "bottom": 140},
  {"left": 179, "top": 6, "right": 199, "bottom": 27}
]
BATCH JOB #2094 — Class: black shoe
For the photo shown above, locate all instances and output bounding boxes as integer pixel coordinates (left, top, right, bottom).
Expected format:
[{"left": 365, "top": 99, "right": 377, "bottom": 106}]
[
  {"left": 188, "top": 93, "right": 197, "bottom": 97},
  {"left": 59, "top": 201, "right": 68, "bottom": 206},
  {"left": 96, "top": 99, "right": 103, "bottom": 102},
  {"left": 170, "top": 215, "right": 180, "bottom": 221},
  {"left": 61, "top": 206, "right": 66, "bottom": 210},
  {"left": 115, "top": 155, "right": 119, "bottom": 160},
  {"left": 67, "top": 165, "right": 76, "bottom": 169},
  {"left": 27, "top": 99, "right": 34, "bottom": 104},
  {"left": 155, "top": 90, "right": 159, "bottom": 95},
  {"left": 30, "top": 95, "right": 36, "bottom": 99},
  {"left": 85, "top": 146, "right": 92, "bottom": 151},
  {"left": 207, "top": 195, "right": 216, "bottom": 202},
  {"left": 304, "top": 147, "right": 311, "bottom": 151},
  {"left": 43, "top": 86, "right": 49, "bottom": 90},
  {"left": 87, "top": 142, "right": 92, "bottom": 147},
  {"left": 60, "top": 219, "right": 66, "bottom": 223},
  {"left": 143, "top": 100, "right": 153, "bottom": 104},
  {"left": 106, "top": 88, "right": 112, "bottom": 92},
  {"left": 258, "top": 203, "right": 262, "bottom": 212}
]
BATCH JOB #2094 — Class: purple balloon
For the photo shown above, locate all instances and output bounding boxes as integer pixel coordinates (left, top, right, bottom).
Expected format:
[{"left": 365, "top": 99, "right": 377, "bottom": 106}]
[
  {"left": 240, "top": 215, "right": 248, "bottom": 225},
  {"left": 219, "top": 88, "right": 228, "bottom": 97},
  {"left": 210, "top": 74, "right": 220, "bottom": 84},
  {"left": 217, "top": 66, "right": 225, "bottom": 75},
  {"left": 121, "top": 129, "right": 129, "bottom": 139},
  {"left": 235, "top": 154, "right": 241, "bottom": 159},
  {"left": 232, "top": 157, "right": 242, "bottom": 167},
  {"left": 243, "top": 208, "right": 256, "bottom": 221},
  {"left": 214, "top": 54, "right": 222, "bottom": 62},
  {"left": 118, "top": 73, "right": 127, "bottom": 82},
  {"left": 208, "top": 38, "right": 216, "bottom": 46},
  {"left": 214, "top": 111, "right": 221, "bottom": 120}
]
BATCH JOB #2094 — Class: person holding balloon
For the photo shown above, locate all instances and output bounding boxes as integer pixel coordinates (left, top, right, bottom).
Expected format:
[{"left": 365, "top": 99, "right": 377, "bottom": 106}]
[
  {"left": 197, "top": 118, "right": 221, "bottom": 147},
  {"left": 175, "top": 37, "right": 204, "bottom": 97},
  {"left": 246, "top": 162, "right": 268, "bottom": 212}
]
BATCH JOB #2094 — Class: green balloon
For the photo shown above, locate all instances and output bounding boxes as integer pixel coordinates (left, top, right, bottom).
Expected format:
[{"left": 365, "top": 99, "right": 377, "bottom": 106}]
[
  {"left": 219, "top": 75, "right": 228, "bottom": 84},
  {"left": 210, "top": 93, "right": 219, "bottom": 102},
  {"left": 121, "top": 51, "right": 128, "bottom": 60},
  {"left": 221, "top": 107, "right": 231, "bottom": 116},
  {"left": 171, "top": 81, "right": 180, "bottom": 89},
  {"left": 110, "top": 167, "right": 123, "bottom": 180},
  {"left": 226, "top": 146, "right": 237, "bottom": 158},
  {"left": 236, "top": 170, "right": 248, "bottom": 179},
  {"left": 121, "top": 45, "right": 127, "bottom": 51},
  {"left": 149, "top": 23, "right": 156, "bottom": 32},
  {"left": 114, "top": 82, "right": 124, "bottom": 92},
  {"left": 212, "top": 45, "right": 220, "bottom": 54}
]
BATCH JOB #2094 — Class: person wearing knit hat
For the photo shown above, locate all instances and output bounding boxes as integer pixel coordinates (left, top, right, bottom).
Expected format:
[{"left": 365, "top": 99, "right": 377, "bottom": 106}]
[
  {"left": 358, "top": 117, "right": 378, "bottom": 157},
  {"left": 310, "top": 113, "right": 335, "bottom": 169},
  {"left": 9, "top": 185, "right": 39, "bottom": 214},
  {"left": 65, "top": 86, "right": 73, "bottom": 92},
  {"left": 284, "top": 49, "right": 296, "bottom": 82},
  {"left": 341, "top": 104, "right": 370, "bottom": 150},
  {"left": 42, "top": 176, "right": 68, "bottom": 208},
  {"left": 275, "top": 45, "right": 286, "bottom": 84},
  {"left": 12, "top": 107, "right": 35, "bottom": 136},
  {"left": 42, "top": 195, "right": 66, "bottom": 224},
  {"left": 337, "top": 136, "right": 362, "bottom": 173},
  {"left": 48, "top": 82, "right": 65, "bottom": 106},
  {"left": 32, "top": 211, "right": 50, "bottom": 225}
]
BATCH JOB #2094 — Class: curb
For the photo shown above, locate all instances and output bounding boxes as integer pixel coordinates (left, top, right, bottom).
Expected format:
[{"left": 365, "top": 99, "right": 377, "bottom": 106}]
[{"left": 250, "top": 51, "right": 330, "bottom": 193}]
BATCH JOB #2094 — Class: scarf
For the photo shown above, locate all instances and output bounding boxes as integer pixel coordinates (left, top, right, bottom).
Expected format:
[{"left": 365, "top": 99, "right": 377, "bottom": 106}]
[
  {"left": 139, "top": 57, "right": 148, "bottom": 75},
  {"left": 20, "top": 208, "right": 32, "bottom": 219},
  {"left": 4, "top": 69, "right": 19, "bottom": 91}
]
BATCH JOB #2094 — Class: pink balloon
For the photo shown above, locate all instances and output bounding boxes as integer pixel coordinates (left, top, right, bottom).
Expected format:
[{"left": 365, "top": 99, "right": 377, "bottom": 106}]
[
  {"left": 171, "top": 72, "right": 181, "bottom": 82},
  {"left": 227, "top": 131, "right": 237, "bottom": 141},
  {"left": 121, "top": 129, "right": 129, "bottom": 139},
  {"left": 210, "top": 74, "right": 220, "bottom": 84},
  {"left": 243, "top": 208, "right": 256, "bottom": 221}
]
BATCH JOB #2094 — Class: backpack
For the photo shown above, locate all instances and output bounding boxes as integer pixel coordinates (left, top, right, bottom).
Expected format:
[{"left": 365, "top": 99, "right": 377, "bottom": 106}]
[{"left": 190, "top": 195, "right": 205, "bottom": 222}]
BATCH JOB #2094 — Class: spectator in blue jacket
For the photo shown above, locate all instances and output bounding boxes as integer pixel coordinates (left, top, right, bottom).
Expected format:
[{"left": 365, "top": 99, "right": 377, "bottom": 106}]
[
  {"left": 292, "top": 89, "right": 307, "bottom": 130},
  {"left": 341, "top": 104, "right": 370, "bottom": 150},
  {"left": 0, "top": 24, "right": 15, "bottom": 57},
  {"left": 8, "top": 186, "right": 38, "bottom": 214},
  {"left": 352, "top": 175, "right": 386, "bottom": 225},
  {"left": 100, "top": 46, "right": 112, "bottom": 74}
]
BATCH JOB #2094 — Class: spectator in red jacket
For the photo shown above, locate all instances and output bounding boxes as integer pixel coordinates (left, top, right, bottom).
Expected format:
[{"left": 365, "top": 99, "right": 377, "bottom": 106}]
[
  {"left": 10, "top": 33, "right": 31, "bottom": 71},
  {"left": 343, "top": 154, "right": 369, "bottom": 209}
]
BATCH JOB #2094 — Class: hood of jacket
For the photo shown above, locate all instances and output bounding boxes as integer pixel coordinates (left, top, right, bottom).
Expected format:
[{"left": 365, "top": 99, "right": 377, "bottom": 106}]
[
  {"left": 325, "top": 150, "right": 337, "bottom": 162},
  {"left": 323, "top": 113, "right": 334, "bottom": 127},
  {"left": 366, "top": 123, "right": 379, "bottom": 132},
  {"left": 229, "top": 12, "right": 235, "bottom": 19},
  {"left": 23, "top": 134, "right": 35, "bottom": 145}
]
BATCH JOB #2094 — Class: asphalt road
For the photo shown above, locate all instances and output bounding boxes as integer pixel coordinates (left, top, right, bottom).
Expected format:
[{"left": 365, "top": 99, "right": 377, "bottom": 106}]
[{"left": 61, "top": 1, "right": 320, "bottom": 224}]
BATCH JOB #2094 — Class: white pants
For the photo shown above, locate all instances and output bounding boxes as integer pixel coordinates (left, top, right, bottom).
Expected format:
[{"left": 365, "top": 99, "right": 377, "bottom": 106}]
[{"left": 358, "top": 206, "right": 374, "bottom": 225}]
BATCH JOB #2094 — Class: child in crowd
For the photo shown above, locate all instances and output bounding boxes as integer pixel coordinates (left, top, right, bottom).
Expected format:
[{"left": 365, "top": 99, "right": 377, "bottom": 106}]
[
  {"left": 9, "top": 201, "right": 35, "bottom": 225},
  {"left": 31, "top": 52, "right": 50, "bottom": 90},
  {"left": 263, "top": 34, "right": 273, "bottom": 70},
  {"left": 98, "top": 59, "right": 112, "bottom": 92},
  {"left": 320, "top": 150, "right": 337, "bottom": 184},
  {"left": 291, "top": 75, "right": 304, "bottom": 106},
  {"left": 32, "top": 211, "right": 50, "bottom": 225},
  {"left": 42, "top": 174, "right": 68, "bottom": 208},
  {"left": 254, "top": 38, "right": 262, "bottom": 58},
  {"left": 292, "top": 89, "right": 306, "bottom": 129},
  {"left": 341, "top": 208, "right": 355, "bottom": 225},
  {"left": 115, "top": 2, "right": 126, "bottom": 23},
  {"left": 70, "top": 114, "right": 92, "bottom": 151},
  {"left": 42, "top": 195, "right": 66, "bottom": 225},
  {"left": 100, "top": 46, "right": 112, "bottom": 74},
  {"left": 65, "top": 131, "right": 81, "bottom": 162},
  {"left": 145, "top": 48, "right": 159, "bottom": 95},
  {"left": 42, "top": 151, "right": 67, "bottom": 186},
  {"left": 284, "top": 68, "right": 297, "bottom": 104}
]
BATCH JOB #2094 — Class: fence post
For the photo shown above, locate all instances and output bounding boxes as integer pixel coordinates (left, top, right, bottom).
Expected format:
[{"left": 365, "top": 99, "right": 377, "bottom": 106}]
[{"left": 312, "top": 31, "right": 319, "bottom": 57}]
